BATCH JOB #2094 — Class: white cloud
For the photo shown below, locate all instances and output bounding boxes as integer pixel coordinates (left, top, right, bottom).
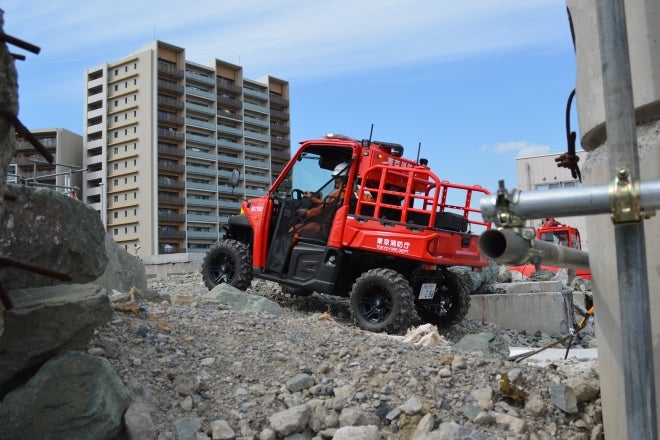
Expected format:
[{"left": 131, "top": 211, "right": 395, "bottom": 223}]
[{"left": 492, "top": 141, "right": 552, "bottom": 157}]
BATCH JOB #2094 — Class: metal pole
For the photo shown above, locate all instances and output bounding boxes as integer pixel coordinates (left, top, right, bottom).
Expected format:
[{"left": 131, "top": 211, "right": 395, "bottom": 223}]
[
  {"left": 596, "top": 1, "right": 657, "bottom": 438},
  {"left": 479, "top": 179, "right": 660, "bottom": 223}
]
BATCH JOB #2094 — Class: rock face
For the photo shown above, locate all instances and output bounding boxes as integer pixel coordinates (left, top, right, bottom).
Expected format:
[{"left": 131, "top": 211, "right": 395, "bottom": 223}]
[
  {"left": 0, "top": 351, "right": 130, "bottom": 440},
  {"left": 0, "top": 184, "right": 108, "bottom": 290},
  {"left": 0, "top": 283, "right": 113, "bottom": 386}
]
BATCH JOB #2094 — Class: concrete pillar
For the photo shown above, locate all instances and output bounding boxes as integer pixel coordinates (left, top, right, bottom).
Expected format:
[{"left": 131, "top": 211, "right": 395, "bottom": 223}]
[{"left": 567, "top": 1, "right": 660, "bottom": 438}]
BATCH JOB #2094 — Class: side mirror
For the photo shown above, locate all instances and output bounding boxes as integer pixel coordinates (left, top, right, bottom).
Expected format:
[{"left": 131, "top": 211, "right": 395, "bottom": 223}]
[{"left": 228, "top": 169, "right": 240, "bottom": 188}]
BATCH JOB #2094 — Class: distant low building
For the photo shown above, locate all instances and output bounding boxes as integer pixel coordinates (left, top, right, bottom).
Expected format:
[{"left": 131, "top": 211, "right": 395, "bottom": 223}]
[
  {"left": 11, "top": 128, "right": 83, "bottom": 199},
  {"left": 516, "top": 151, "right": 589, "bottom": 251}
]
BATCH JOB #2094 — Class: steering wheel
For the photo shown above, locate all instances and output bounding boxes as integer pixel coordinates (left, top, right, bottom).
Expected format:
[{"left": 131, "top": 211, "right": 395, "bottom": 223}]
[{"left": 291, "top": 189, "right": 305, "bottom": 200}]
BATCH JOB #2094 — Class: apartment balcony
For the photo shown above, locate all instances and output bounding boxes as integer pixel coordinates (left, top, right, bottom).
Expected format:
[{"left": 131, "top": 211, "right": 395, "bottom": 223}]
[
  {"left": 186, "top": 71, "right": 216, "bottom": 86},
  {"left": 217, "top": 96, "right": 242, "bottom": 110},
  {"left": 218, "top": 110, "right": 243, "bottom": 121},
  {"left": 271, "top": 149, "right": 290, "bottom": 161},
  {"left": 217, "top": 155, "right": 243, "bottom": 166},
  {"left": 187, "top": 197, "right": 217, "bottom": 207},
  {"left": 218, "top": 200, "right": 242, "bottom": 210},
  {"left": 158, "top": 194, "right": 185, "bottom": 205},
  {"left": 186, "top": 181, "right": 216, "bottom": 192},
  {"left": 158, "top": 63, "right": 185, "bottom": 79},
  {"left": 187, "top": 214, "right": 218, "bottom": 223},
  {"left": 243, "top": 174, "right": 271, "bottom": 184},
  {"left": 269, "top": 95, "right": 289, "bottom": 107},
  {"left": 244, "top": 130, "right": 269, "bottom": 143},
  {"left": 158, "top": 177, "right": 185, "bottom": 189},
  {"left": 217, "top": 124, "right": 242, "bottom": 137},
  {"left": 245, "top": 158, "right": 269, "bottom": 169},
  {"left": 158, "top": 112, "right": 185, "bottom": 125},
  {"left": 158, "top": 229, "right": 187, "bottom": 239},
  {"left": 244, "top": 115, "right": 269, "bottom": 129},
  {"left": 187, "top": 230, "right": 219, "bottom": 240},
  {"left": 217, "top": 80, "right": 242, "bottom": 95},
  {"left": 217, "top": 139, "right": 243, "bottom": 151},
  {"left": 186, "top": 117, "right": 216, "bottom": 131},
  {"left": 158, "top": 128, "right": 185, "bottom": 141},
  {"left": 244, "top": 102, "right": 268, "bottom": 114},
  {"left": 158, "top": 144, "right": 185, "bottom": 157},
  {"left": 244, "top": 87, "right": 268, "bottom": 101},
  {"left": 186, "top": 87, "right": 216, "bottom": 101},
  {"left": 159, "top": 244, "right": 185, "bottom": 254},
  {"left": 186, "top": 165, "right": 217, "bottom": 177},
  {"left": 157, "top": 161, "right": 185, "bottom": 173},
  {"left": 158, "top": 212, "right": 186, "bottom": 222},
  {"left": 158, "top": 79, "right": 184, "bottom": 94},
  {"left": 187, "top": 148, "right": 216, "bottom": 161},
  {"left": 270, "top": 122, "right": 290, "bottom": 135},
  {"left": 186, "top": 102, "right": 216, "bottom": 116},
  {"left": 186, "top": 133, "right": 215, "bottom": 147},
  {"left": 158, "top": 96, "right": 184, "bottom": 110},
  {"left": 270, "top": 109, "right": 289, "bottom": 121}
]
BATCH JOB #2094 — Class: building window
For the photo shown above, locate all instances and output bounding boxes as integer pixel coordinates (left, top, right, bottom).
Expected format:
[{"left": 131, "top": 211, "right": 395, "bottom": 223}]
[
  {"left": 124, "top": 177, "right": 128, "bottom": 184},
  {"left": 113, "top": 195, "right": 118, "bottom": 202},
  {"left": 113, "top": 147, "right": 118, "bottom": 154},
  {"left": 113, "top": 228, "right": 118, "bottom": 235},
  {"left": 114, "top": 212, "right": 118, "bottom": 219},
  {"left": 114, "top": 85, "right": 118, "bottom": 91},
  {"left": 114, "top": 116, "right": 118, "bottom": 122},
  {"left": 114, "top": 69, "right": 118, "bottom": 75},
  {"left": 113, "top": 179, "right": 118, "bottom": 186},
  {"left": 113, "top": 132, "right": 118, "bottom": 139},
  {"left": 113, "top": 163, "right": 118, "bottom": 170}
]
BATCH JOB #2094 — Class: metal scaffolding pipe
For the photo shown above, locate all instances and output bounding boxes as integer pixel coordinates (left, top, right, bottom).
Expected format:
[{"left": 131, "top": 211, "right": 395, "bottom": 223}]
[
  {"left": 479, "top": 228, "right": 589, "bottom": 270},
  {"left": 596, "top": 1, "right": 657, "bottom": 438},
  {"left": 479, "top": 179, "right": 660, "bottom": 223}
]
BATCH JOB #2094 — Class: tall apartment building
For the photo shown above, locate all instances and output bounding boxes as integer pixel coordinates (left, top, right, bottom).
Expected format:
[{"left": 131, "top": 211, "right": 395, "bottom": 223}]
[
  {"left": 516, "top": 151, "right": 589, "bottom": 250},
  {"left": 11, "top": 128, "right": 83, "bottom": 197},
  {"left": 82, "top": 40, "right": 291, "bottom": 257}
]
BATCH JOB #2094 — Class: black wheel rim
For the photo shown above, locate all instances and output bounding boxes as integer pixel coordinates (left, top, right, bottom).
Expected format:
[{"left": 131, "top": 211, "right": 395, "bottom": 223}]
[
  {"left": 210, "top": 251, "right": 235, "bottom": 285},
  {"left": 357, "top": 284, "right": 393, "bottom": 324}
]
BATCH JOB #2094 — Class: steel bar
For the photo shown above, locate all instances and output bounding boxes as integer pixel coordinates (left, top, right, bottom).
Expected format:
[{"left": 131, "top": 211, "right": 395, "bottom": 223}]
[
  {"left": 478, "top": 228, "right": 589, "bottom": 269},
  {"left": 596, "top": 1, "right": 657, "bottom": 439},
  {"left": 480, "top": 179, "right": 660, "bottom": 224}
]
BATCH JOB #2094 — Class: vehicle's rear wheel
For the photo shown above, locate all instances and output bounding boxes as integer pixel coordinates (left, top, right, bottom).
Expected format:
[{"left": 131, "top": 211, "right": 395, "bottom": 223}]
[
  {"left": 202, "top": 239, "right": 252, "bottom": 290},
  {"left": 350, "top": 268, "right": 416, "bottom": 334},
  {"left": 414, "top": 269, "right": 470, "bottom": 327}
]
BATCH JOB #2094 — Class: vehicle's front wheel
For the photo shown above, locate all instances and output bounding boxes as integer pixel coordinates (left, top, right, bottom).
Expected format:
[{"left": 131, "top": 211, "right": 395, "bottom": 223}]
[
  {"left": 202, "top": 239, "right": 252, "bottom": 290},
  {"left": 350, "top": 268, "right": 416, "bottom": 334}
]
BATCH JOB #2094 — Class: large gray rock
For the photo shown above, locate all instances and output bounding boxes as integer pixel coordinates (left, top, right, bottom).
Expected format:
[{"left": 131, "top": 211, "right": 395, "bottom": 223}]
[
  {"left": 0, "top": 283, "right": 112, "bottom": 387},
  {"left": 0, "top": 184, "right": 108, "bottom": 290},
  {"left": 0, "top": 351, "right": 129, "bottom": 440},
  {"left": 94, "top": 234, "right": 147, "bottom": 293},
  {"left": 202, "top": 283, "right": 281, "bottom": 315}
]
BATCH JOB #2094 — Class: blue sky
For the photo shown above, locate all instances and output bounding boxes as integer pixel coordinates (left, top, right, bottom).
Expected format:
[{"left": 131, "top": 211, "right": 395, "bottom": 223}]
[{"left": 4, "top": 0, "right": 577, "bottom": 194}]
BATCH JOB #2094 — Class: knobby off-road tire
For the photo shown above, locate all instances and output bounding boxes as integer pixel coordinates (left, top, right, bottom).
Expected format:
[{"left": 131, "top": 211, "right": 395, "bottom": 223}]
[
  {"left": 202, "top": 239, "right": 252, "bottom": 290},
  {"left": 350, "top": 268, "right": 416, "bottom": 334},
  {"left": 416, "top": 270, "right": 470, "bottom": 328}
]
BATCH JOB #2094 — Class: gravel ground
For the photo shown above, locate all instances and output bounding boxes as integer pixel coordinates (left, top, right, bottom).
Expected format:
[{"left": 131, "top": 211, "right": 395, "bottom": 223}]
[{"left": 91, "top": 271, "right": 602, "bottom": 440}]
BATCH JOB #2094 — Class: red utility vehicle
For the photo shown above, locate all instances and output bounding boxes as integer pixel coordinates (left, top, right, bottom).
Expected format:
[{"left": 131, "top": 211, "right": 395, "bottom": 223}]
[
  {"left": 202, "top": 134, "right": 491, "bottom": 333},
  {"left": 510, "top": 218, "right": 591, "bottom": 280}
]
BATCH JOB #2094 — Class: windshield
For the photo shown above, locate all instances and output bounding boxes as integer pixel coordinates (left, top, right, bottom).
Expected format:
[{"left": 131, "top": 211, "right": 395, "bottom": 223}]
[{"left": 273, "top": 149, "right": 351, "bottom": 199}]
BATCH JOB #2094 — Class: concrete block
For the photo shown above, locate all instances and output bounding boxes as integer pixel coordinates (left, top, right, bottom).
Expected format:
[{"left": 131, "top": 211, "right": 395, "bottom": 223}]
[
  {"left": 489, "top": 280, "right": 562, "bottom": 294},
  {"left": 468, "top": 291, "right": 585, "bottom": 336}
]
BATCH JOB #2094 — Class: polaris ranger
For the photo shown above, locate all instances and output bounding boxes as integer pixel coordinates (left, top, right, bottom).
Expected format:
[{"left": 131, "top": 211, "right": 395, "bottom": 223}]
[{"left": 202, "top": 134, "right": 491, "bottom": 333}]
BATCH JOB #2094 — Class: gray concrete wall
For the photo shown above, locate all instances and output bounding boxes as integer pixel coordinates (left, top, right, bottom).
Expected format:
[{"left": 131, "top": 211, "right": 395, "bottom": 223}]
[{"left": 567, "top": 1, "right": 660, "bottom": 438}]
